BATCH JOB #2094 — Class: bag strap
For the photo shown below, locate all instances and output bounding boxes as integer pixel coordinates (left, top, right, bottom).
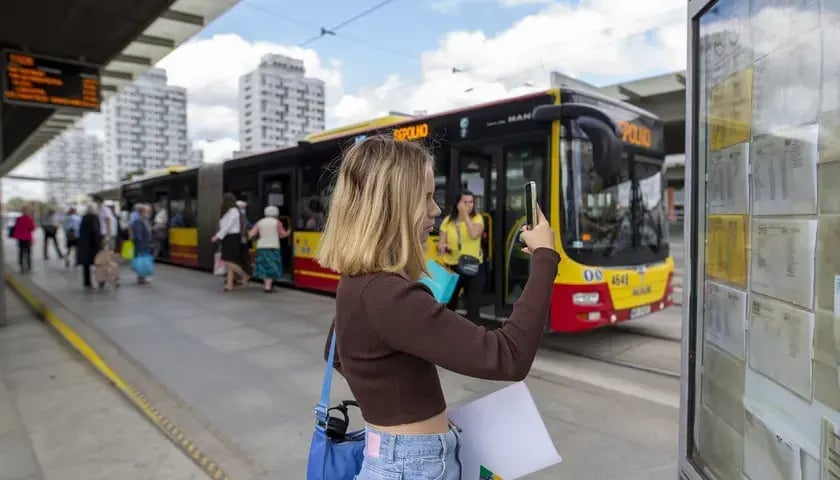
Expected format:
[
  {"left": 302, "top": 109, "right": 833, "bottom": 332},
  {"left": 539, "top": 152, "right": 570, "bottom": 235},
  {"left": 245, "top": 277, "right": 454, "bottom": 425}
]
[
  {"left": 454, "top": 218, "right": 463, "bottom": 251},
  {"left": 316, "top": 330, "right": 337, "bottom": 425}
]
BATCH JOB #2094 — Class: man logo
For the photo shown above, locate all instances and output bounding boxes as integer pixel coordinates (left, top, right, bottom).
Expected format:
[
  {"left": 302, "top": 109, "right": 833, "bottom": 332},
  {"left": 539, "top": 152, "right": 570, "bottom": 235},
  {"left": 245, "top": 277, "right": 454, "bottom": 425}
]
[{"left": 507, "top": 112, "right": 532, "bottom": 123}]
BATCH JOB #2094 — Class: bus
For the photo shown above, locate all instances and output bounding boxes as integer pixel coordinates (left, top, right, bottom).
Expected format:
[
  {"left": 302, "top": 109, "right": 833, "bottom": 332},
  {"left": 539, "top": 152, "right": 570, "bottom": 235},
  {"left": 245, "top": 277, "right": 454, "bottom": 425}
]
[{"left": 117, "top": 87, "right": 674, "bottom": 333}]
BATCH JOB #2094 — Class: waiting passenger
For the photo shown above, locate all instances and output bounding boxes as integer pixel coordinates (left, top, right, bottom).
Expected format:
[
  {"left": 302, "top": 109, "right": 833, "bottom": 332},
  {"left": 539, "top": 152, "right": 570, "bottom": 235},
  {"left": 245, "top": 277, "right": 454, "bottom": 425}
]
[
  {"left": 77, "top": 203, "right": 102, "bottom": 291},
  {"left": 211, "top": 193, "right": 250, "bottom": 291},
  {"left": 317, "top": 135, "right": 559, "bottom": 480},
  {"left": 131, "top": 204, "right": 153, "bottom": 285},
  {"left": 437, "top": 190, "right": 485, "bottom": 322},
  {"left": 248, "top": 205, "right": 290, "bottom": 293},
  {"left": 63, "top": 207, "right": 81, "bottom": 269},
  {"left": 10, "top": 206, "right": 36, "bottom": 274}
]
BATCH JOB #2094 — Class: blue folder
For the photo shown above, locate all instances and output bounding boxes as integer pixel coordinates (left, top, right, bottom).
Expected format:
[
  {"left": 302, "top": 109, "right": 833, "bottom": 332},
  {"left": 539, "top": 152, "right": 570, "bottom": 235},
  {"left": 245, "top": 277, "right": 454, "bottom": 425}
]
[{"left": 419, "top": 260, "right": 460, "bottom": 304}]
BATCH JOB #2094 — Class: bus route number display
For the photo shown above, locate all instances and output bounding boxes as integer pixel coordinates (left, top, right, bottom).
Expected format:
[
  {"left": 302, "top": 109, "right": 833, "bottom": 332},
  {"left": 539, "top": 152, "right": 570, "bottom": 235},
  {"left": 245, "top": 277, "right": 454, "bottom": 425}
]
[
  {"left": 393, "top": 123, "right": 429, "bottom": 141},
  {"left": 619, "top": 120, "right": 652, "bottom": 149},
  {"left": 2, "top": 50, "right": 101, "bottom": 111}
]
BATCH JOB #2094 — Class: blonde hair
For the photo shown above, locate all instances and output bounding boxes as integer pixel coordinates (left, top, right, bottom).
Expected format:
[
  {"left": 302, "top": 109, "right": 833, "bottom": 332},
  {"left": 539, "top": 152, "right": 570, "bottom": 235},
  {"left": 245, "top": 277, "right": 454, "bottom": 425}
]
[{"left": 317, "top": 135, "right": 433, "bottom": 281}]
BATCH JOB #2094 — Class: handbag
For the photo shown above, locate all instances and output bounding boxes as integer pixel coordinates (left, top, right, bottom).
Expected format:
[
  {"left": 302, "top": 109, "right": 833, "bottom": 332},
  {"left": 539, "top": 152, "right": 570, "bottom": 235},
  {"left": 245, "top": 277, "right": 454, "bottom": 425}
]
[
  {"left": 454, "top": 220, "right": 481, "bottom": 276},
  {"left": 306, "top": 331, "right": 365, "bottom": 480},
  {"left": 121, "top": 239, "right": 135, "bottom": 260}
]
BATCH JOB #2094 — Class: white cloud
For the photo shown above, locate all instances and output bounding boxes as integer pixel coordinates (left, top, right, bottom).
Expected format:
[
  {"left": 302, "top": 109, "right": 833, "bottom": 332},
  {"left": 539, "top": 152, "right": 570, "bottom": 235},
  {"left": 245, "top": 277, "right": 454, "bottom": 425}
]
[
  {"left": 500, "top": 0, "right": 552, "bottom": 6},
  {"left": 154, "top": 33, "right": 344, "bottom": 158},
  {"left": 192, "top": 138, "right": 240, "bottom": 164},
  {"left": 334, "top": 0, "right": 686, "bottom": 125}
]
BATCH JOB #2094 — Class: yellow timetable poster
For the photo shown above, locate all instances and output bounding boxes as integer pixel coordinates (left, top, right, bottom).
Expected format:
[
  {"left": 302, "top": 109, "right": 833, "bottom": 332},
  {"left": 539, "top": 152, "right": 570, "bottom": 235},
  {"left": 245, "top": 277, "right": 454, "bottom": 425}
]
[
  {"left": 709, "top": 68, "right": 753, "bottom": 152},
  {"left": 706, "top": 214, "right": 749, "bottom": 287}
]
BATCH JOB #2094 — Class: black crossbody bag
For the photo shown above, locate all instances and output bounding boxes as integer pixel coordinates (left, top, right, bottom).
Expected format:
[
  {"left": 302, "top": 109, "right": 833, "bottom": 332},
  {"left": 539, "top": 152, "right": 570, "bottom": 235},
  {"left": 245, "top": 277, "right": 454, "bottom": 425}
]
[{"left": 454, "top": 220, "right": 481, "bottom": 276}]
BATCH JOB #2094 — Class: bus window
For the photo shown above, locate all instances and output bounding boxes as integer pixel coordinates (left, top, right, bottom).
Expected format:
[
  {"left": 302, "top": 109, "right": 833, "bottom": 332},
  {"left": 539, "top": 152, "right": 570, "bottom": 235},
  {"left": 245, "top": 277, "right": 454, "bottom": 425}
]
[
  {"left": 300, "top": 162, "right": 328, "bottom": 231},
  {"left": 561, "top": 138, "right": 667, "bottom": 267}
]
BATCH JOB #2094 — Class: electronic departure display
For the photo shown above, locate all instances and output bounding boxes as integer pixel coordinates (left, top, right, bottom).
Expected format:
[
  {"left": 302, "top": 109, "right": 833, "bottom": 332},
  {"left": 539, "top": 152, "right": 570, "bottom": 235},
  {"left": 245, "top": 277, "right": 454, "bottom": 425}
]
[{"left": 1, "top": 50, "right": 101, "bottom": 111}]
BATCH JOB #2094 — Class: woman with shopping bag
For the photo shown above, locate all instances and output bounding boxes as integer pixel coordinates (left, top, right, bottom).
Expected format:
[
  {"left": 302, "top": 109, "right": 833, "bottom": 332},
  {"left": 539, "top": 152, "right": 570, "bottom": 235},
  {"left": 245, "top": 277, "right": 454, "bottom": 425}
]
[
  {"left": 310, "top": 135, "right": 559, "bottom": 480},
  {"left": 130, "top": 204, "right": 154, "bottom": 284}
]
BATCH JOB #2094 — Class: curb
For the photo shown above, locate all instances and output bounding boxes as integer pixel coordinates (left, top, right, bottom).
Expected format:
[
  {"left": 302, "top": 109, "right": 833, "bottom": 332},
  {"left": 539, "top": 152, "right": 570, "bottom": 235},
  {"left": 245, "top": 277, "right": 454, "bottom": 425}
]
[{"left": 4, "top": 273, "right": 233, "bottom": 480}]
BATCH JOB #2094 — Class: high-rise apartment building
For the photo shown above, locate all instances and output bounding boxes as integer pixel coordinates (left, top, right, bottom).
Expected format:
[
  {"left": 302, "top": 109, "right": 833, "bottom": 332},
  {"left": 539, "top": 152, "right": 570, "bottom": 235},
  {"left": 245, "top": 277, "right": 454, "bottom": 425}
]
[
  {"left": 238, "top": 54, "right": 325, "bottom": 153},
  {"left": 45, "top": 126, "right": 104, "bottom": 206},
  {"left": 103, "top": 68, "right": 190, "bottom": 183}
]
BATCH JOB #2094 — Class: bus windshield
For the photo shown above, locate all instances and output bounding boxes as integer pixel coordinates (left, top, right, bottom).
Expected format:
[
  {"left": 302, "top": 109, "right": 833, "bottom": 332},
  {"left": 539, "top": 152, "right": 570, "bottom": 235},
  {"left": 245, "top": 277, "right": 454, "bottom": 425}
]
[{"left": 561, "top": 138, "right": 669, "bottom": 267}]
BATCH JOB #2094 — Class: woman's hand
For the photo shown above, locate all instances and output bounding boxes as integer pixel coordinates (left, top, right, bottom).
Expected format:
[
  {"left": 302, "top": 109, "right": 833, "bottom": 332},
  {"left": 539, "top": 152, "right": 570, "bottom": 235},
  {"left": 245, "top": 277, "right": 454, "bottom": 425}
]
[
  {"left": 518, "top": 206, "right": 555, "bottom": 255},
  {"left": 457, "top": 202, "right": 471, "bottom": 220},
  {"left": 210, "top": 236, "right": 217, "bottom": 243}
]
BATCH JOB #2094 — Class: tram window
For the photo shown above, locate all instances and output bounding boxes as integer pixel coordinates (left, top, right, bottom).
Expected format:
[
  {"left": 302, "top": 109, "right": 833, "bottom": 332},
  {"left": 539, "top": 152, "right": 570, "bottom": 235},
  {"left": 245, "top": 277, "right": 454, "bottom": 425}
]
[{"left": 300, "top": 162, "right": 329, "bottom": 231}]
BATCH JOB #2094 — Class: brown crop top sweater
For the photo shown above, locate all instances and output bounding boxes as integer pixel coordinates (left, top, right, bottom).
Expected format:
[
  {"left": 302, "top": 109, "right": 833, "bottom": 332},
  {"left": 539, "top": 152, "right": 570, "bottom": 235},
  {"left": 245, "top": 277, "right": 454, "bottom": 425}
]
[{"left": 323, "top": 247, "right": 560, "bottom": 426}]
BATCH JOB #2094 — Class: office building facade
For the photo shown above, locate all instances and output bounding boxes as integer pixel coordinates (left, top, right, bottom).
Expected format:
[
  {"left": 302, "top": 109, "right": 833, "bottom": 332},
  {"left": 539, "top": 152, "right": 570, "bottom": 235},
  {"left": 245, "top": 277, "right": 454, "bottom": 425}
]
[{"left": 238, "top": 54, "right": 325, "bottom": 153}]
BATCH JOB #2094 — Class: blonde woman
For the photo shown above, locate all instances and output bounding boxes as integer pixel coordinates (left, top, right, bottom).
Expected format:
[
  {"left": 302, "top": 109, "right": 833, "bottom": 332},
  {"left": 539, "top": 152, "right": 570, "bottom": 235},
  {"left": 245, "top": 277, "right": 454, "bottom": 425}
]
[
  {"left": 317, "top": 135, "right": 559, "bottom": 480},
  {"left": 248, "top": 205, "right": 290, "bottom": 292}
]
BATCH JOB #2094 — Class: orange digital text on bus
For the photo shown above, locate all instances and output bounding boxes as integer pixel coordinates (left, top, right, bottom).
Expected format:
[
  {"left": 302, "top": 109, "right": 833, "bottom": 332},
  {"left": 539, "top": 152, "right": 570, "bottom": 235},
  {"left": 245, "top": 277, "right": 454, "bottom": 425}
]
[
  {"left": 393, "top": 123, "right": 429, "bottom": 141},
  {"left": 619, "top": 120, "right": 652, "bottom": 148}
]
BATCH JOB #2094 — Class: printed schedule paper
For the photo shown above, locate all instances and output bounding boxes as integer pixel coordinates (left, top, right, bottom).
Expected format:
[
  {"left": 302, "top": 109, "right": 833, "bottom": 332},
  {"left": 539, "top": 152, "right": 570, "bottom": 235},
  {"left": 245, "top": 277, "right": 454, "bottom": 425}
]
[
  {"left": 448, "top": 382, "right": 562, "bottom": 479},
  {"left": 751, "top": 124, "right": 819, "bottom": 216},
  {"left": 708, "top": 142, "right": 750, "bottom": 214},
  {"left": 751, "top": 218, "right": 818, "bottom": 309},
  {"left": 704, "top": 280, "right": 748, "bottom": 360},
  {"left": 744, "top": 407, "right": 803, "bottom": 480},
  {"left": 822, "top": 418, "right": 840, "bottom": 480},
  {"left": 749, "top": 295, "right": 815, "bottom": 400}
]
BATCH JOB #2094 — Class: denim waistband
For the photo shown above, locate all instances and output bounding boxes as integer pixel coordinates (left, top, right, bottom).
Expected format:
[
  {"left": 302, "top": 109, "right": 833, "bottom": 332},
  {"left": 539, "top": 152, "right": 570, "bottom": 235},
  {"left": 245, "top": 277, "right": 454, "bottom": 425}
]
[{"left": 364, "top": 425, "right": 459, "bottom": 462}]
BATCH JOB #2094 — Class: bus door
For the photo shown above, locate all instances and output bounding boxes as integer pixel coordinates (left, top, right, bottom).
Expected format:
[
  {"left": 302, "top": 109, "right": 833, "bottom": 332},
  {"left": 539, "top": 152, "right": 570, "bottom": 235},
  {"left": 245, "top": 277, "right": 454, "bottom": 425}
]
[
  {"left": 258, "top": 169, "right": 296, "bottom": 283},
  {"left": 153, "top": 190, "right": 170, "bottom": 259},
  {"left": 451, "top": 147, "right": 498, "bottom": 318},
  {"left": 498, "top": 144, "right": 548, "bottom": 317}
]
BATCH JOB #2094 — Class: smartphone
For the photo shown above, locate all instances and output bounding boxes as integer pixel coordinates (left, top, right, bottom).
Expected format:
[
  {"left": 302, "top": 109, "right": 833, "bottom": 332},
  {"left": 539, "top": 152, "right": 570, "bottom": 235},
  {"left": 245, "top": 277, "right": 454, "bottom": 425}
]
[{"left": 525, "top": 181, "right": 537, "bottom": 229}]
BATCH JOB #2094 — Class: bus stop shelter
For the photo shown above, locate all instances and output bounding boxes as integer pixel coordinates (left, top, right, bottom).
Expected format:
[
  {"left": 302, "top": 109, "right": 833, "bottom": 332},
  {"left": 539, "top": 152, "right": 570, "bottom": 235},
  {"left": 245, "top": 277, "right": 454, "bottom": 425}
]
[
  {"left": 0, "top": 0, "right": 238, "bottom": 326},
  {"left": 681, "top": 1, "right": 840, "bottom": 479}
]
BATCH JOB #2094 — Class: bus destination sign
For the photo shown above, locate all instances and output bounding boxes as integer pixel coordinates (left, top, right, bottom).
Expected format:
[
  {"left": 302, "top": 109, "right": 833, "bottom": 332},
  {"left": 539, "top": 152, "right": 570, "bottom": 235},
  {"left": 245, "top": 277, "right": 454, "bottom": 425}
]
[{"left": 2, "top": 50, "right": 101, "bottom": 111}]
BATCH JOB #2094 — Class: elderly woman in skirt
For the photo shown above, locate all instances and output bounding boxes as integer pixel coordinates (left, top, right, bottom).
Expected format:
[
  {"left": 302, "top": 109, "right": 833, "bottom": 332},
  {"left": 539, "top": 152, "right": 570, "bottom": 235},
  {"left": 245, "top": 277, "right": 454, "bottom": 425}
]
[{"left": 248, "top": 205, "right": 290, "bottom": 292}]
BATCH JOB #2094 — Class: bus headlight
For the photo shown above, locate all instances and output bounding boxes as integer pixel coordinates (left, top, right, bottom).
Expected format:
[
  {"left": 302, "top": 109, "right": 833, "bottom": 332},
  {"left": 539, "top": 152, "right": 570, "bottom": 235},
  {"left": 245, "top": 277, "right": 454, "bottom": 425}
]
[{"left": 572, "top": 292, "right": 600, "bottom": 306}]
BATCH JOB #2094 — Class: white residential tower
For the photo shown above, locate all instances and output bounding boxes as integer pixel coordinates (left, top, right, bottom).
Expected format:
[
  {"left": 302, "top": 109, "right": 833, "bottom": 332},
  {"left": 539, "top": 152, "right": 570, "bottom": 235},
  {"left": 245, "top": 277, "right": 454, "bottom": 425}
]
[
  {"left": 45, "top": 126, "right": 104, "bottom": 206},
  {"left": 103, "top": 68, "right": 192, "bottom": 183},
  {"left": 238, "top": 54, "right": 325, "bottom": 153}
]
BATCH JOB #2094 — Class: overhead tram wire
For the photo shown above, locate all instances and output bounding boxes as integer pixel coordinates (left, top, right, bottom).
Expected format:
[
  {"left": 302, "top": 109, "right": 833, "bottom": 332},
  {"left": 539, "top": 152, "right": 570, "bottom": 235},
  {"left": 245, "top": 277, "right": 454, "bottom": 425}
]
[
  {"left": 188, "top": 0, "right": 410, "bottom": 99},
  {"left": 298, "top": 0, "right": 402, "bottom": 47},
  {"left": 352, "top": 6, "right": 685, "bottom": 97}
]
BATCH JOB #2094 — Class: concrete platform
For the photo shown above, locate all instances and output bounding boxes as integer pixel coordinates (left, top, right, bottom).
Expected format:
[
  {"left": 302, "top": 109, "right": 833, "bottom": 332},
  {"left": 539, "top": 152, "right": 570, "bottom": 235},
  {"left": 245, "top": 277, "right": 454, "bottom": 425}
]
[
  {"left": 0, "top": 290, "right": 207, "bottom": 480},
  {"left": 2, "top": 242, "right": 680, "bottom": 479}
]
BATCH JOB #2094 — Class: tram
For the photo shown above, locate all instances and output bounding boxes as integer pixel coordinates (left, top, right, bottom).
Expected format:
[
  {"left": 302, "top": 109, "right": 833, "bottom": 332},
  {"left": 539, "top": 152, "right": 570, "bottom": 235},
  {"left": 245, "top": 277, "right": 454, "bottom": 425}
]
[{"left": 118, "top": 87, "right": 674, "bottom": 332}]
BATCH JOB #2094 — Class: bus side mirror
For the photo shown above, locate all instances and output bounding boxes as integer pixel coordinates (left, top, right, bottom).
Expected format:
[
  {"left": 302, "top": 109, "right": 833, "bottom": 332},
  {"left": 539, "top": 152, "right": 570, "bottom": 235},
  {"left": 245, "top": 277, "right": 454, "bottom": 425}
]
[
  {"left": 577, "top": 116, "right": 623, "bottom": 179},
  {"left": 532, "top": 103, "right": 623, "bottom": 179}
]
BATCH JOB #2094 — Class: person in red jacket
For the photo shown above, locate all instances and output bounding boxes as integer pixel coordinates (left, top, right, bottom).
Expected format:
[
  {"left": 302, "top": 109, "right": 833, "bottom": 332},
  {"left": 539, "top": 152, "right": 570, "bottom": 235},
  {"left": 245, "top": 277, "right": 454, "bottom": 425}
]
[{"left": 11, "top": 206, "right": 36, "bottom": 274}]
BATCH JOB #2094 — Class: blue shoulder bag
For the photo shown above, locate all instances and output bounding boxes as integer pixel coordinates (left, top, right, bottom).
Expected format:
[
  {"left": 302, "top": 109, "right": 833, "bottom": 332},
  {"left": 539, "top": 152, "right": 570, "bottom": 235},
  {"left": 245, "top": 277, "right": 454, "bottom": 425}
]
[{"left": 306, "top": 331, "right": 365, "bottom": 480}]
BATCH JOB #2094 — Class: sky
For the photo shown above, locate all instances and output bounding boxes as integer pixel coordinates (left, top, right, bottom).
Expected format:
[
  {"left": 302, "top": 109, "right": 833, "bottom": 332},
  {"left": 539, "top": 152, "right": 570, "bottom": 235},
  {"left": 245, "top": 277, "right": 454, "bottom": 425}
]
[{"left": 3, "top": 0, "right": 687, "bottom": 200}]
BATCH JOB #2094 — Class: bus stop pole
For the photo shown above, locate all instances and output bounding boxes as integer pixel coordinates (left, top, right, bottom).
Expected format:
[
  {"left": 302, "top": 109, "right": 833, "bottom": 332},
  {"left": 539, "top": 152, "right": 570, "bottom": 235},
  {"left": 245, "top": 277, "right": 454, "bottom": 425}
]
[{"left": 0, "top": 99, "right": 6, "bottom": 328}]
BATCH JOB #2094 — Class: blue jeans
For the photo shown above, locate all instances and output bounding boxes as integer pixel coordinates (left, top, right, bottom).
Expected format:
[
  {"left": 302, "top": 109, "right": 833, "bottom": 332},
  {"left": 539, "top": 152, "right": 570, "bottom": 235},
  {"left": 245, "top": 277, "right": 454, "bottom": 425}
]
[{"left": 354, "top": 425, "right": 461, "bottom": 480}]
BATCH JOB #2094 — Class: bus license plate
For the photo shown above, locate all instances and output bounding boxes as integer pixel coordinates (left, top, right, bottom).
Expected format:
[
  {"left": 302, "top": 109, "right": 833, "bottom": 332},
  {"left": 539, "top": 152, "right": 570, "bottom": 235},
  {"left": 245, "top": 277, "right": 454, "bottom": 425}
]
[{"left": 631, "top": 305, "right": 651, "bottom": 319}]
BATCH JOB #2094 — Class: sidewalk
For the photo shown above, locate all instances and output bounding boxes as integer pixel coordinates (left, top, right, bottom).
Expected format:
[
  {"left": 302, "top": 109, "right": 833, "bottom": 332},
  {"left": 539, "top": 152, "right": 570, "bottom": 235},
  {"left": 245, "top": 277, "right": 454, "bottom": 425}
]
[
  {"left": 0, "top": 290, "right": 206, "bottom": 480},
  {"left": 3, "top": 239, "right": 680, "bottom": 479}
]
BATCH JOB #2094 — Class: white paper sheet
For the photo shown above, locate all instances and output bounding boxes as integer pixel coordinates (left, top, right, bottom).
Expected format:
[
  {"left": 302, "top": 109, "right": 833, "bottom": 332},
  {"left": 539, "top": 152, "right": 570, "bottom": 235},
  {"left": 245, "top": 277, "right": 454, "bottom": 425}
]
[
  {"left": 448, "top": 382, "right": 561, "bottom": 479},
  {"left": 749, "top": 294, "right": 815, "bottom": 400},
  {"left": 752, "top": 124, "right": 819, "bottom": 216},
  {"left": 708, "top": 142, "right": 750, "bottom": 214},
  {"left": 751, "top": 218, "right": 818, "bottom": 309},
  {"left": 744, "top": 407, "right": 803, "bottom": 480},
  {"left": 704, "top": 280, "right": 748, "bottom": 360},
  {"left": 821, "top": 417, "right": 840, "bottom": 480}
]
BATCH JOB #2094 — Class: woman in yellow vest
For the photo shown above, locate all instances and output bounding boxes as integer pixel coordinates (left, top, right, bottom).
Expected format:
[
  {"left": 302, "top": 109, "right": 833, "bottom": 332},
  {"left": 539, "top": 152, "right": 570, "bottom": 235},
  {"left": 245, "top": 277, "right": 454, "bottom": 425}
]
[{"left": 437, "top": 190, "right": 485, "bottom": 322}]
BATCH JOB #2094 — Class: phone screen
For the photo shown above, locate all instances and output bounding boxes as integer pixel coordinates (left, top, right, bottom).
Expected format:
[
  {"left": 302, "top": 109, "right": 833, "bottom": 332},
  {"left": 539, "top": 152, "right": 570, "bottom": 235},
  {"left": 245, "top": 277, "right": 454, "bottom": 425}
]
[{"left": 525, "top": 181, "right": 537, "bottom": 229}]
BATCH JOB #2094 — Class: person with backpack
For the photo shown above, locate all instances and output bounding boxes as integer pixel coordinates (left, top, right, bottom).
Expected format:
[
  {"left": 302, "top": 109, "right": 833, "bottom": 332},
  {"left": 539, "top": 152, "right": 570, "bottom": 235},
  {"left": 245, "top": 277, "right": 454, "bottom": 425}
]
[
  {"left": 41, "top": 208, "right": 64, "bottom": 261},
  {"left": 11, "top": 206, "right": 36, "bottom": 274}
]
